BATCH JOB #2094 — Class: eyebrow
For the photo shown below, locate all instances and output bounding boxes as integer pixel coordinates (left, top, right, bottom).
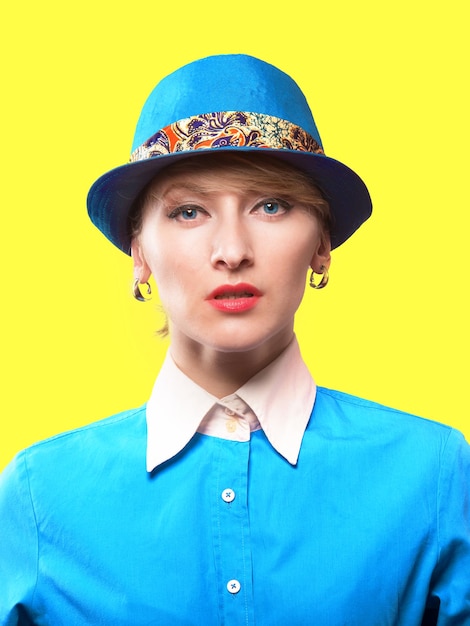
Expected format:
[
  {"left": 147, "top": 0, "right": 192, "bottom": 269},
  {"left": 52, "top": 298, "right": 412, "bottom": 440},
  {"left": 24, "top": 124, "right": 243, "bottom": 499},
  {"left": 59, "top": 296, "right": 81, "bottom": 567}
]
[{"left": 160, "top": 181, "right": 212, "bottom": 197}]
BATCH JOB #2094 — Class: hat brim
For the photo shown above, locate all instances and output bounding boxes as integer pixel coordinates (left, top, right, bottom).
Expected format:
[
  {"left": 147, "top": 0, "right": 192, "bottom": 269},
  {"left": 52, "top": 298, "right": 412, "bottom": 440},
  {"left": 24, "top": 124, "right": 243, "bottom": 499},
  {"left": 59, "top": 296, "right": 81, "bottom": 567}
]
[{"left": 87, "top": 147, "right": 372, "bottom": 254}]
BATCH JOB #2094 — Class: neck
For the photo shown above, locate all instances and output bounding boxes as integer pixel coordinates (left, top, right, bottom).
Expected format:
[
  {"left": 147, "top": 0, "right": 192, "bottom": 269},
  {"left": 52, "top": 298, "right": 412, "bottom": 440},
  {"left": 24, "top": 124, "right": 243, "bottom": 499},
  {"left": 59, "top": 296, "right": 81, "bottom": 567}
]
[{"left": 169, "top": 332, "right": 294, "bottom": 398}]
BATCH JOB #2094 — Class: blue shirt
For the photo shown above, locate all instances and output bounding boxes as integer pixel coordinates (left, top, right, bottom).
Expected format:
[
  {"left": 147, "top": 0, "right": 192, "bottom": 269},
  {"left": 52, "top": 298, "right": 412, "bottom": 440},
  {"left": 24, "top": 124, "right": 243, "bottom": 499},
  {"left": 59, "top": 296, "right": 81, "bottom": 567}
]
[{"left": 1, "top": 388, "right": 469, "bottom": 625}]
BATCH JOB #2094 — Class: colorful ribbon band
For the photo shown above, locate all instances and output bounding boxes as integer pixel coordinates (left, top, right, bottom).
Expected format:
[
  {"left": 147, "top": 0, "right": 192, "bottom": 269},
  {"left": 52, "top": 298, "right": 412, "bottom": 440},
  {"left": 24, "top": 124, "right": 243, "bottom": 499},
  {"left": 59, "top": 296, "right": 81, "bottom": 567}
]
[{"left": 130, "top": 111, "right": 324, "bottom": 162}]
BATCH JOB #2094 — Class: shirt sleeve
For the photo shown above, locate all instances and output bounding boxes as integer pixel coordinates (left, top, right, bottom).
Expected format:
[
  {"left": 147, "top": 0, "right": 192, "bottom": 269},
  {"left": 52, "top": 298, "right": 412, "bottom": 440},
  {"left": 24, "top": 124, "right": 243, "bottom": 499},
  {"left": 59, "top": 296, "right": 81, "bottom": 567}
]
[
  {"left": 431, "top": 428, "right": 470, "bottom": 624},
  {"left": 0, "top": 452, "right": 39, "bottom": 625}
]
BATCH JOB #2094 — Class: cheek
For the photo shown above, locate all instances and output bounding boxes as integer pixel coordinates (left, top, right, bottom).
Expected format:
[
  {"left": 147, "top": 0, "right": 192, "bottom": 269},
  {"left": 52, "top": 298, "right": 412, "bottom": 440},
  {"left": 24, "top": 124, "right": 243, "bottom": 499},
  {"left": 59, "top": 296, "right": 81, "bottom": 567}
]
[
  {"left": 268, "top": 246, "right": 311, "bottom": 309},
  {"left": 275, "top": 232, "right": 318, "bottom": 297},
  {"left": 280, "top": 230, "right": 318, "bottom": 273},
  {"left": 150, "top": 256, "right": 197, "bottom": 309}
]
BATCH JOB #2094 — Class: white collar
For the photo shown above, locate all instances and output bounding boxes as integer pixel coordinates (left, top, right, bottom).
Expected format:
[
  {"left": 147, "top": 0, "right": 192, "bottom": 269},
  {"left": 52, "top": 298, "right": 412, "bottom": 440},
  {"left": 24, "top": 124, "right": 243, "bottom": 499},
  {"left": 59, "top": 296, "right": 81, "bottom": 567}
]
[{"left": 146, "top": 336, "right": 316, "bottom": 471}]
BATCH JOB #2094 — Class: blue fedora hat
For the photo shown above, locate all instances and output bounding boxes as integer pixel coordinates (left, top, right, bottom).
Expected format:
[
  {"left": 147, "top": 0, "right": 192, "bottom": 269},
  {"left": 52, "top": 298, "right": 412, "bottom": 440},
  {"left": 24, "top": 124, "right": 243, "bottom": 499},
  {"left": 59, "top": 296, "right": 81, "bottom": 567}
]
[{"left": 87, "top": 54, "right": 372, "bottom": 254}]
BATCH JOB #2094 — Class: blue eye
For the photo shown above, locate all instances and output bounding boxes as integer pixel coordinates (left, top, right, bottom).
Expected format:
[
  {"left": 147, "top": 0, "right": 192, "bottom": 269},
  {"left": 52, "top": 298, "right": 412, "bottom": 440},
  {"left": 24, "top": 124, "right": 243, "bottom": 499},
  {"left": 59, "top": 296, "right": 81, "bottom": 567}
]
[
  {"left": 180, "top": 208, "right": 198, "bottom": 220},
  {"left": 254, "top": 198, "right": 292, "bottom": 217},
  {"left": 168, "top": 206, "right": 201, "bottom": 221},
  {"left": 263, "top": 201, "right": 280, "bottom": 215}
]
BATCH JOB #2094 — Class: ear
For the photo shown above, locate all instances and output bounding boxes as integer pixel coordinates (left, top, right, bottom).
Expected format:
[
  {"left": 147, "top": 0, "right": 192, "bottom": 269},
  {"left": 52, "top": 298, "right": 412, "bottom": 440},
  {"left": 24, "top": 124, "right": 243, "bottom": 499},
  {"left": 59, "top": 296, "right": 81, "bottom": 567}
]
[
  {"left": 310, "top": 234, "right": 331, "bottom": 274},
  {"left": 130, "top": 239, "right": 152, "bottom": 283}
]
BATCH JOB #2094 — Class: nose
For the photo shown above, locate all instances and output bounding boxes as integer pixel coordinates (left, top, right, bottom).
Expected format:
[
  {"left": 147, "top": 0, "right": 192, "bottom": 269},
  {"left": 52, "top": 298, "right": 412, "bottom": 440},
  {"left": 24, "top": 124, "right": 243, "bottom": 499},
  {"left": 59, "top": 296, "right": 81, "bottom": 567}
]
[{"left": 210, "top": 214, "right": 254, "bottom": 270}]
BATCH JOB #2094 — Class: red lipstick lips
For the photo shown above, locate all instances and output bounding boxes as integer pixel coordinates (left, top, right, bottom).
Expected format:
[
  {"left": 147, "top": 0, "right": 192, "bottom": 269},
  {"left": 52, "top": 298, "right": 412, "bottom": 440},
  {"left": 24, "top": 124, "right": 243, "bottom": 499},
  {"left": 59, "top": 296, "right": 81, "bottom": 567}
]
[{"left": 207, "top": 283, "right": 261, "bottom": 313}]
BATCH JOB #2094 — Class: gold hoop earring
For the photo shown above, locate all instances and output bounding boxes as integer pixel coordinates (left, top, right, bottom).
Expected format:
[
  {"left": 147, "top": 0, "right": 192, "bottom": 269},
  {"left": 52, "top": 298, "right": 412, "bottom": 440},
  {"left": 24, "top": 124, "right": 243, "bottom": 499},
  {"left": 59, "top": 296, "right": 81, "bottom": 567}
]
[
  {"left": 133, "top": 278, "right": 152, "bottom": 302},
  {"left": 309, "top": 265, "right": 329, "bottom": 290}
]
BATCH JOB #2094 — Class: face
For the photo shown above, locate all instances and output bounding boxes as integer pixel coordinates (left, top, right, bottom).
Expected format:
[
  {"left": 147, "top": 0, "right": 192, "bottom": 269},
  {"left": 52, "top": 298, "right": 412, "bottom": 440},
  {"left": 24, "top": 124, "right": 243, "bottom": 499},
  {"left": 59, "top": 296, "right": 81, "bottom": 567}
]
[{"left": 132, "top": 162, "right": 331, "bottom": 365}]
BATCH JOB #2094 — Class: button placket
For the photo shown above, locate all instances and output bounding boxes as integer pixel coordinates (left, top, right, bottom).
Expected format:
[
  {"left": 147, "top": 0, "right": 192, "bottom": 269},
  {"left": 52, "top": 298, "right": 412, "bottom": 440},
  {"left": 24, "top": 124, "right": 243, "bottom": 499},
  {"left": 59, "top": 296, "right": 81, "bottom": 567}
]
[{"left": 213, "top": 440, "right": 254, "bottom": 623}]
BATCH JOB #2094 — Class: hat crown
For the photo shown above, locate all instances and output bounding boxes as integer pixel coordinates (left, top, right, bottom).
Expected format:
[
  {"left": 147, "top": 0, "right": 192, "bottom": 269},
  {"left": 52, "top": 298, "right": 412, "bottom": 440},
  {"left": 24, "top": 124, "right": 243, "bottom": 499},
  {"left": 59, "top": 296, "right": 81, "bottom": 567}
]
[
  {"left": 88, "top": 54, "right": 372, "bottom": 255},
  {"left": 132, "top": 54, "right": 323, "bottom": 153}
]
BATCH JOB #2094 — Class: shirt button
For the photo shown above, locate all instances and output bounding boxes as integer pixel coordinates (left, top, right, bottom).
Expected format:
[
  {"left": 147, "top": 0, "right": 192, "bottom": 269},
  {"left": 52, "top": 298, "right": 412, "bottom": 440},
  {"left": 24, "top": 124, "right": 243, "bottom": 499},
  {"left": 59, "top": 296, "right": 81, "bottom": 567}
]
[
  {"left": 224, "top": 407, "right": 235, "bottom": 416},
  {"left": 221, "top": 488, "right": 236, "bottom": 503},
  {"left": 226, "top": 418, "right": 237, "bottom": 433},
  {"left": 227, "top": 579, "right": 241, "bottom": 594}
]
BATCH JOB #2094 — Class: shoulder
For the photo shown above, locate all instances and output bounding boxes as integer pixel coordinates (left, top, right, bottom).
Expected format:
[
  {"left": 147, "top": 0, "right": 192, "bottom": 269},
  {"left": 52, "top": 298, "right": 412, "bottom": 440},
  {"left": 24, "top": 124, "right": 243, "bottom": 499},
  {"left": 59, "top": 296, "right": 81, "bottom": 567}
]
[
  {"left": 316, "top": 386, "right": 451, "bottom": 429},
  {"left": 307, "top": 388, "right": 470, "bottom": 502},
  {"left": 29, "top": 404, "right": 146, "bottom": 448},
  {"left": 313, "top": 386, "right": 464, "bottom": 451},
  {"left": 13, "top": 405, "right": 147, "bottom": 479},
  {"left": 0, "top": 405, "right": 149, "bottom": 521}
]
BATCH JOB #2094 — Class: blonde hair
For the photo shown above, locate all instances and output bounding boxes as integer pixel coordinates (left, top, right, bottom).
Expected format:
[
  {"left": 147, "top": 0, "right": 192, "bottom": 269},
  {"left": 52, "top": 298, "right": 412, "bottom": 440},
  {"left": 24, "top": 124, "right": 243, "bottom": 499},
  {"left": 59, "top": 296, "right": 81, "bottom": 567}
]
[{"left": 129, "top": 152, "right": 331, "bottom": 242}]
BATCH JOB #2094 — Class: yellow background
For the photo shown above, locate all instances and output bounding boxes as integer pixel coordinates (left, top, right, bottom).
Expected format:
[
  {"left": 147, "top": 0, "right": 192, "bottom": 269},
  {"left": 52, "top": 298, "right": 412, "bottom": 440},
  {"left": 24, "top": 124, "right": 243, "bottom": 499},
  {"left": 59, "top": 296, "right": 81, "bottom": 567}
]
[{"left": 1, "top": 1, "right": 468, "bottom": 469}]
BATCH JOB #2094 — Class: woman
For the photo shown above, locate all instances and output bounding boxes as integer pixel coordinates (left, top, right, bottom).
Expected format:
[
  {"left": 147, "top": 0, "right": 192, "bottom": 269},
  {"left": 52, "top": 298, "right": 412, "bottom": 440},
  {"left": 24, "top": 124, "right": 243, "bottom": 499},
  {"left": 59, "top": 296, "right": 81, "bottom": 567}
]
[{"left": 1, "top": 54, "right": 469, "bottom": 625}]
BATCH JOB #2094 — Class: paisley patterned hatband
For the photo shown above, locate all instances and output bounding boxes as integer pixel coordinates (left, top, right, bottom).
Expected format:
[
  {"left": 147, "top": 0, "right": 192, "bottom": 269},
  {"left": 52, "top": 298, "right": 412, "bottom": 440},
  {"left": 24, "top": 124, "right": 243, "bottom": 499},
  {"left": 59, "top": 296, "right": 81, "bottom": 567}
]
[{"left": 130, "top": 111, "right": 324, "bottom": 163}]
